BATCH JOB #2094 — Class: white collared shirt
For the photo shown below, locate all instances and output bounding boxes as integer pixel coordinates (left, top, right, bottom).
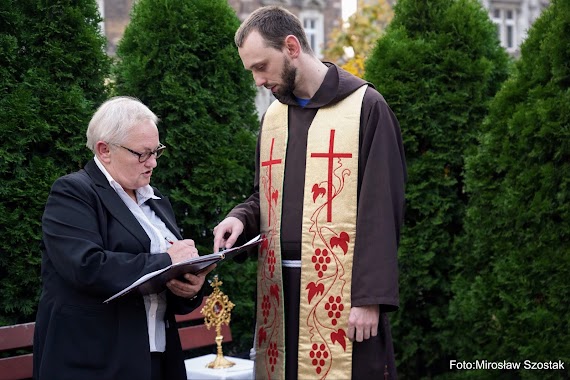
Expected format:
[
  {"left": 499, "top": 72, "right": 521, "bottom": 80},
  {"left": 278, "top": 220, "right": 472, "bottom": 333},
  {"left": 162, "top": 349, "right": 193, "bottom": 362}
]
[{"left": 94, "top": 156, "right": 177, "bottom": 352}]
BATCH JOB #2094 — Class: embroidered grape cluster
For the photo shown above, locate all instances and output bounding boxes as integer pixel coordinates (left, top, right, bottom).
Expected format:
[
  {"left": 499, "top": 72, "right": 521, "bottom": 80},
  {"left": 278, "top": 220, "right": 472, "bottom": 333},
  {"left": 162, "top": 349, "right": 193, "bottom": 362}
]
[
  {"left": 268, "top": 341, "right": 279, "bottom": 373},
  {"left": 309, "top": 343, "right": 329, "bottom": 375},
  {"left": 261, "top": 295, "right": 270, "bottom": 324},
  {"left": 268, "top": 249, "right": 276, "bottom": 277},
  {"left": 312, "top": 248, "right": 331, "bottom": 278},
  {"left": 324, "top": 295, "right": 344, "bottom": 326}
]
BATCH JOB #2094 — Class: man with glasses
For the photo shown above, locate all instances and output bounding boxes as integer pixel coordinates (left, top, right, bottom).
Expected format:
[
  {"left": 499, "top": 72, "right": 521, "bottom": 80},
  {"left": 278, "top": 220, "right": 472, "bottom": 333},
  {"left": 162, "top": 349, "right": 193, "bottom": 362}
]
[{"left": 33, "top": 96, "right": 215, "bottom": 380}]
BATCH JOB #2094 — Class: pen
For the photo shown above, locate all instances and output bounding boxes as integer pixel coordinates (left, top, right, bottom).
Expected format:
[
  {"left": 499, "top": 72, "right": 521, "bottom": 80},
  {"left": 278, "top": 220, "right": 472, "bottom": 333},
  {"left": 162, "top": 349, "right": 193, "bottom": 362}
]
[{"left": 164, "top": 237, "right": 174, "bottom": 245}]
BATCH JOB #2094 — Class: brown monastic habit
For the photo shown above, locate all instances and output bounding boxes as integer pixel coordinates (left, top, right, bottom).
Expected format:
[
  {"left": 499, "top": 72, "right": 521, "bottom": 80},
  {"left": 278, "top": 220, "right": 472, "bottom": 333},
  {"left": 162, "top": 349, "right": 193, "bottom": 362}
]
[{"left": 228, "top": 63, "right": 407, "bottom": 380}]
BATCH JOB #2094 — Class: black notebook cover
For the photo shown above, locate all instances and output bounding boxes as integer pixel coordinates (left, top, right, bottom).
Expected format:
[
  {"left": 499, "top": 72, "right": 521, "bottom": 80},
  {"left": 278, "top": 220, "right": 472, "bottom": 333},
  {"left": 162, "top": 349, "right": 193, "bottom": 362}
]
[{"left": 104, "top": 235, "right": 262, "bottom": 303}]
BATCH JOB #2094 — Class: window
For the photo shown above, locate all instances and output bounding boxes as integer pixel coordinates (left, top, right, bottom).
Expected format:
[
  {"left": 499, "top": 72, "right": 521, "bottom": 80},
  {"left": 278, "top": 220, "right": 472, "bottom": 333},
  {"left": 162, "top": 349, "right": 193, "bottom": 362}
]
[
  {"left": 300, "top": 11, "right": 324, "bottom": 58},
  {"left": 491, "top": 7, "right": 518, "bottom": 53},
  {"left": 506, "top": 25, "right": 513, "bottom": 48},
  {"left": 304, "top": 18, "right": 317, "bottom": 53}
]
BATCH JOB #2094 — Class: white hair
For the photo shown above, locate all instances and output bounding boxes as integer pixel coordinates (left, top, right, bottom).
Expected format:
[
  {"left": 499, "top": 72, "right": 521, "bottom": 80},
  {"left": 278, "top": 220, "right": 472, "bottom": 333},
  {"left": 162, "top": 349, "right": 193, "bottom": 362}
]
[{"left": 85, "top": 96, "right": 159, "bottom": 153}]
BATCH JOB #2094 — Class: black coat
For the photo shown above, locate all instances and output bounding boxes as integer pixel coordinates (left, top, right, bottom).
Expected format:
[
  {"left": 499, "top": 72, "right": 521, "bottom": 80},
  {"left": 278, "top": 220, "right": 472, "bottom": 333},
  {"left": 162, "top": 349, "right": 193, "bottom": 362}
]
[{"left": 33, "top": 159, "right": 202, "bottom": 380}]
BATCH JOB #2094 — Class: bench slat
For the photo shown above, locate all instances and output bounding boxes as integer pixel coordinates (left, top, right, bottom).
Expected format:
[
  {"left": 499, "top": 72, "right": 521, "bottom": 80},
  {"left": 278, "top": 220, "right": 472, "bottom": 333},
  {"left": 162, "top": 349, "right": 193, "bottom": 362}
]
[
  {"left": 0, "top": 323, "right": 35, "bottom": 351},
  {"left": 175, "top": 298, "right": 208, "bottom": 323},
  {"left": 0, "top": 297, "right": 234, "bottom": 379},
  {"left": 0, "top": 354, "right": 33, "bottom": 380},
  {"left": 178, "top": 324, "right": 232, "bottom": 351}
]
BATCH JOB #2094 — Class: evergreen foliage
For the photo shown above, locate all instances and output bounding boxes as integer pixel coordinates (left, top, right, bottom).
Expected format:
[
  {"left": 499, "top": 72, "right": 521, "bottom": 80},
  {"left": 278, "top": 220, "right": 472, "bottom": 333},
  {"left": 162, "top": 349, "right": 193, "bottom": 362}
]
[
  {"left": 113, "top": 0, "right": 259, "bottom": 355},
  {"left": 364, "top": 0, "right": 510, "bottom": 377},
  {"left": 449, "top": 0, "right": 570, "bottom": 378},
  {"left": 0, "top": 0, "right": 110, "bottom": 324}
]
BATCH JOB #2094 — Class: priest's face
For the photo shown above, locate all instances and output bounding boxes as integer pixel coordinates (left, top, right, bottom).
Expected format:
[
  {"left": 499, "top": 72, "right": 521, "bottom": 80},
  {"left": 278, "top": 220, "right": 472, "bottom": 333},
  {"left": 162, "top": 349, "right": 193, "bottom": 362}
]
[{"left": 238, "top": 30, "right": 297, "bottom": 99}]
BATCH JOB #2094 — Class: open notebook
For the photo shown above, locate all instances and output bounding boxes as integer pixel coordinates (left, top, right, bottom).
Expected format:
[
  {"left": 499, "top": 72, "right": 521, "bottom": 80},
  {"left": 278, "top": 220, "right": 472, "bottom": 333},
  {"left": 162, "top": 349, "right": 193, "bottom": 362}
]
[{"left": 104, "top": 235, "right": 262, "bottom": 303}]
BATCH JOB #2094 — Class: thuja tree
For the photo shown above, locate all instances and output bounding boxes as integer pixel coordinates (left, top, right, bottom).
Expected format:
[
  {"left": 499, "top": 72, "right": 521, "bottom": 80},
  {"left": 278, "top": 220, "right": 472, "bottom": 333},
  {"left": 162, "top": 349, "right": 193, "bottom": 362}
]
[
  {"left": 113, "top": 0, "right": 259, "bottom": 355},
  {"left": 364, "top": 0, "right": 510, "bottom": 377},
  {"left": 0, "top": 0, "right": 110, "bottom": 324},
  {"left": 448, "top": 1, "right": 569, "bottom": 378}
]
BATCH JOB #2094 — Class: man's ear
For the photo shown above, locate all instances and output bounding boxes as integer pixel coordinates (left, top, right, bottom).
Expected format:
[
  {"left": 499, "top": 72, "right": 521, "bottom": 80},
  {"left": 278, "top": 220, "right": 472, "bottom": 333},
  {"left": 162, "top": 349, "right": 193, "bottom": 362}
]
[
  {"left": 95, "top": 141, "right": 111, "bottom": 163},
  {"left": 284, "top": 35, "right": 301, "bottom": 58}
]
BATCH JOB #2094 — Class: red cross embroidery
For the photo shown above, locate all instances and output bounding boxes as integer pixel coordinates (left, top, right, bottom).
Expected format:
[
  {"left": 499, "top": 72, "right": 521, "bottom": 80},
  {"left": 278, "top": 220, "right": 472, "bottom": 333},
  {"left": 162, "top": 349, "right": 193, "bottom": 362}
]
[
  {"left": 261, "top": 138, "right": 282, "bottom": 225},
  {"left": 310, "top": 129, "right": 352, "bottom": 222}
]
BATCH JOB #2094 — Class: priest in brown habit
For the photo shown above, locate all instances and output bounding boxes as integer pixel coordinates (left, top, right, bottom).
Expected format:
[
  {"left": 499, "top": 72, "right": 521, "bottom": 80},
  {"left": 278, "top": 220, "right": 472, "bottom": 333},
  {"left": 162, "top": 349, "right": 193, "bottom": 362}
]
[{"left": 213, "top": 5, "right": 407, "bottom": 380}]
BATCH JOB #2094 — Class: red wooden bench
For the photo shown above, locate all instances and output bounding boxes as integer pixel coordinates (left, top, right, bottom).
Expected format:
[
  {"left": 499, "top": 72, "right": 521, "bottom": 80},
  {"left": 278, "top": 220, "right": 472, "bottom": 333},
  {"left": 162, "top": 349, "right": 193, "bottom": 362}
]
[
  {"left": 0, "top": 322, "right": 34, "bottom": 380},
  {"left": 0, "top": 297, "right": 231, "bottom": 380},
  {"left": 176, "top": 297, "right": 232, "bottom": 352}
]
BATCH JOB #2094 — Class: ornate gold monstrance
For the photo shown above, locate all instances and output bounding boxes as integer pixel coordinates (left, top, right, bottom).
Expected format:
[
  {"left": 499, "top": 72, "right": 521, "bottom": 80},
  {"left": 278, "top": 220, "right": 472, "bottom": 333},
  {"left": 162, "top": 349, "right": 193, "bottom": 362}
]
[{"left": 201, "top": 275, "right": 236, "bottom": 369}]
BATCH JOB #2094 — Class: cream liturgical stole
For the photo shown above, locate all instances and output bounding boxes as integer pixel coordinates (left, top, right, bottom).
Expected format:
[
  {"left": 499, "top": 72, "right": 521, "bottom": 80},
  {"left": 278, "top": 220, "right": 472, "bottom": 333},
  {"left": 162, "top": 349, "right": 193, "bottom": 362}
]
[{"left": 256, "top": 85, "right": 367, "bottom": 380}]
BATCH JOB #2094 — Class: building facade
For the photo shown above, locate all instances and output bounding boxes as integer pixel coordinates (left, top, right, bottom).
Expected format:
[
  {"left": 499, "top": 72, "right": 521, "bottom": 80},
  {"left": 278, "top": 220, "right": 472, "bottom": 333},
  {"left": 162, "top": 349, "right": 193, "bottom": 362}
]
[
  {"left": 481, "top": 0, "right": 550, "bottom": 56},
  {"left": 97, "top": 0, "right": 550, "bottom": 116},
  {"left": 98, "top": 0, "right": 136, "bottom": 56},
  {"left": 98, "top": 0, "right": 342, "bottom": 117},
  {"left": 99, "top": 0, "right": 341, "bottom": 58},
  {"left": 360, "top": 0, "right": 550, "bottom": 56},
  {"left": 99, "top": 0, "right": 552, "bottom": 59}
]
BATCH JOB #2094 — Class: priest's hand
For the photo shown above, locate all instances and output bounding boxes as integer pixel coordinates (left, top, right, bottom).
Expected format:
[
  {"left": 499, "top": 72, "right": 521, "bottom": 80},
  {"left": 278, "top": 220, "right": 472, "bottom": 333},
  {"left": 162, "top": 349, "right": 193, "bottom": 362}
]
[
  {"left": 347, "top": 305, "right": 379, "bottom": 342},
  {"left": 213, "top": 216, "right": 244, "bottom": 252}
]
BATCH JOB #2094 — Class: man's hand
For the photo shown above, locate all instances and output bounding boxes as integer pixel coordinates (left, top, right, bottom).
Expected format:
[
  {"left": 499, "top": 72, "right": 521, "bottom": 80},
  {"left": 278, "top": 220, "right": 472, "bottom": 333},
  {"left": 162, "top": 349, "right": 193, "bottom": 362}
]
[
  {"left": 213, "top": 217, "right": 244, "bottom": 252},
  {"left": 347, "top": 305, "right": 379, "bottom": 342},
  {"left": 166, "top": 263, "right": 216, "bottom": 299}
]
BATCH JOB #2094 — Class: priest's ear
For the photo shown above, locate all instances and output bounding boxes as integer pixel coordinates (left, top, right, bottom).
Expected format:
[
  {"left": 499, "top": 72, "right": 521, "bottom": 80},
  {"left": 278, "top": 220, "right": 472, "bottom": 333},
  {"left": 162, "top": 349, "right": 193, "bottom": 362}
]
[{"left": 284, "top": 35, "right": 301, "bottom": 59}]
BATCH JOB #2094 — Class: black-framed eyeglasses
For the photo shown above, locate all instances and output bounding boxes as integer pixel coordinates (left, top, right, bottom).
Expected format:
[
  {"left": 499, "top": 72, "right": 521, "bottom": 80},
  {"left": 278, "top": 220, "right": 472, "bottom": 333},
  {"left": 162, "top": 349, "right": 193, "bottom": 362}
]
[{"left": 112, "top": 143, "right": 166, "bottom": 163}]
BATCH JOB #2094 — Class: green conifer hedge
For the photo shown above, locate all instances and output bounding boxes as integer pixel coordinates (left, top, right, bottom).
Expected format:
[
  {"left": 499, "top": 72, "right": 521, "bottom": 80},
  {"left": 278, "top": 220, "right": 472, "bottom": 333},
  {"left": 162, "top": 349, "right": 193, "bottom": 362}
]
[
  {"left": 364, "top": 0, "right": 510, "bottom": 377},
  {"left": 0, "top": 0, "right": 110, "bottom": 324},
  {"left": 449, "top": 0, "right": 569, "bottom": 378},
  {"left": 113, "top": 0, "right": 259, "bottom": 356}
]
